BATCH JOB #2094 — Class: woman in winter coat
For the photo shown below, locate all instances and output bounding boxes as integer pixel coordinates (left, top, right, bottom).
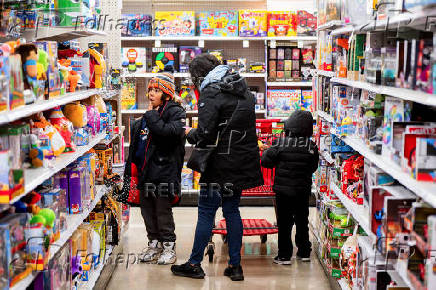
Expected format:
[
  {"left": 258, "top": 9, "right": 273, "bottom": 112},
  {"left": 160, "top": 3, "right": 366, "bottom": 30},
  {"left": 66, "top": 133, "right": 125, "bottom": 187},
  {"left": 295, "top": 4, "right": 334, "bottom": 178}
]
[{"left": 171, "top": 54, "right": 263, "bottom": 281}]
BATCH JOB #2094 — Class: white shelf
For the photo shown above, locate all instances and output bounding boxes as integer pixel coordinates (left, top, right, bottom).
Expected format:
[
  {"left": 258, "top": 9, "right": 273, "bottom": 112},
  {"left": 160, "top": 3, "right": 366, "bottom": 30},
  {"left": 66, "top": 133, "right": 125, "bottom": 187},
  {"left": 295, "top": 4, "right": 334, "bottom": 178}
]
[
  {"left": 317, "top": 20, "right": 343, "bottom": 31},
  {"left": 330, "top": 77, "right": 436, "bottom": 107},
  {"left": 330, "top": 182, "right": 374, "bottom": 239},
  {"left": 267, "top": 81, "right": 312, "bottom": 87},
  {"left": 10, "top": 185, "right": 109, "bottom": 290},
  {"left": 316, "top": 70, "right": 336, "bottom": 78},
  {"left": 99, "top": 133, "right": 120, "bottom": 146},
  {"left": 121, "top": 36, "right": 317, "bottom": 42},
  {"left": 121, "top": 109, "right": 147, "bottom": 114},
  {"left": 331, "top": 25, "right": 355, "bottom": 36},
  {"left": 102, "top": 90, "right": 121, "bottom": 100},
  {"left": 240, "top": 72, "right": 266, "bottom": 78},
  {"left": 332, "top": 132, "right": 436, "bottom": 207},
  {"left": 16, "top": 132, "right": 107, "bottom": 204},
  {"left": 22, "top": 27, "right": 107, "bottom": 42},
  {"left": 0, "top": 89, "right": 102, "bottom": 126},
  {"left": 122, "top": 72, "right": 265, "bottom": 78},
  {"left": 317, "top": 110, "right": 334, "bottom": 123}
]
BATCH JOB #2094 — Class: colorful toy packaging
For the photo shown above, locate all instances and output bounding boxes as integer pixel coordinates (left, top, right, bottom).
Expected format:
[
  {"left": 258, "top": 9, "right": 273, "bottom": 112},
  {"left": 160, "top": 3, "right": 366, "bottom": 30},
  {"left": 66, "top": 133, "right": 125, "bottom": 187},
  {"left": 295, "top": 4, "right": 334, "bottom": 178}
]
[
  {"left": 152, "top": 47, "right": 178, "bottom": 73},
  {"left": 179, "top": 47, "right": 202, "bottom": 72},
  {"left": 122, "top": 14, "right": 152, "bottom": 37},
  {"left": 44, "top": 240, "right": 71, "bottom": 290},
  {"left": 267, "top": 11, "right": 297, "bottom": 37},
  {"left": 297, "top": 10, "right": 317, "bottom": 36},
  {"left": 267, "top": 89, "right": 301, "bottom": 118},
  {"left": 154, "top": 11, "right": 195, "bottom": 37},
  {"left": 121, "top": 81, "right": 136, "bottom": 110},
  {"left": 197, "top": 11, "right": 238, "bottom": 37},
  {"left": 238, "top": 10, "right": 268, "bottom": 37},
  {"left": 121, "top": 47, "right": 147, "bottom": 75},
  {"left": 34, "top": 41, "right": 61, "bottom": 99},
  {"left": 0, "top": 225, "right": 10, "bottom": 290},
  {"left": 8, "top": 54, "right": 25, "bottom": 110},
  {"left": 301, "top": 90, "right": 313, "bottom": 113}
]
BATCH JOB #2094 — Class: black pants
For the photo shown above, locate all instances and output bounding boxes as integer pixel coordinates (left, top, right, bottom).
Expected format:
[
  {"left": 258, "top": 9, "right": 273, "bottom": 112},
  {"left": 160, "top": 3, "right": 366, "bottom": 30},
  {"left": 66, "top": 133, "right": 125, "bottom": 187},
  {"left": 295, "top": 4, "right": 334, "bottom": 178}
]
[
  {"left": 140, "top": 191, "right": 176, "bottom": 242},
  {"left": 276, "top": 193, "right": 311, "bottom": 259}
]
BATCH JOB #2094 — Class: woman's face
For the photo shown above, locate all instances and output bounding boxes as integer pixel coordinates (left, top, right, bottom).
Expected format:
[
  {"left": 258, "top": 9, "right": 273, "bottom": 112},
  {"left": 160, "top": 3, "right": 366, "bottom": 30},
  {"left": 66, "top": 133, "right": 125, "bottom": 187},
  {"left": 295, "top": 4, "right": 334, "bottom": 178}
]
[{"left": 148, "top": 88, "right": 164, "bottom": 108}]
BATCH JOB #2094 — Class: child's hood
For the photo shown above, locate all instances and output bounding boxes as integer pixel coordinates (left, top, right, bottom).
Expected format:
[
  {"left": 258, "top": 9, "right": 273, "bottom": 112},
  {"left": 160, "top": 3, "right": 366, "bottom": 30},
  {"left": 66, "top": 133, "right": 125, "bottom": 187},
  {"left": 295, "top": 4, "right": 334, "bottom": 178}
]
[{"left": 284, "top": 110, "right": 314, "bottom": 137}]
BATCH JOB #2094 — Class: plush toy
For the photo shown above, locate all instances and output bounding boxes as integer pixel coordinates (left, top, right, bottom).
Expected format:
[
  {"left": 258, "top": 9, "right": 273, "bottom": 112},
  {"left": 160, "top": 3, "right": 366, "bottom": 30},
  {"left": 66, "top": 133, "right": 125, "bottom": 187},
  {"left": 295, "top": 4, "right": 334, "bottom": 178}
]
[
  {"left": 49, "top": 106, "right": 76, "bottom": 152},
  {"left": 31, "top": 113, "right": 66, "bottom": 156},
  {"left": 63, "top": 102, "right": 88, "bottom": 128},
  {"left": 94, "top": 94, "right": 107, "bottom": 113}
]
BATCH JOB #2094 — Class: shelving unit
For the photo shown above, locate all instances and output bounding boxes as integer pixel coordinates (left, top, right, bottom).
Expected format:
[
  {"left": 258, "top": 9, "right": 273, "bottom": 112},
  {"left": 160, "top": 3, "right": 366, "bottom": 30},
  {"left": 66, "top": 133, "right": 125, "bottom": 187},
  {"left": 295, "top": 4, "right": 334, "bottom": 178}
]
[
  {"left": 267, "top": 81, "right": 312, "bottom": 87},
  {"left": 0, "top": 89, "right": 102, "bottom": 126},
  {"left": 121, "top": 36, "right": 317, "bottom": 42},
  {"left": 18, "top": 132, "right": 107, "bottom": 204},
  {"left": 122, "top": 72, "right": 266, "bottom": 78},
  {"left": 10, "top": 185, "right": 110, "bottom": 290},
  {"left": 22, "top": 27, "right": 107, "bottom": 42}
]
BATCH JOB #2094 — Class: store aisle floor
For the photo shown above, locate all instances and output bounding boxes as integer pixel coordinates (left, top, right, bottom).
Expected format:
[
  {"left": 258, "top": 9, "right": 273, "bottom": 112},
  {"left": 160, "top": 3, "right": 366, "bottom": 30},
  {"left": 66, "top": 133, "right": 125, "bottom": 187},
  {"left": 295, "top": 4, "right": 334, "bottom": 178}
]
[{"left": 107, "top": 207, "right": 331, "bottom": 290}]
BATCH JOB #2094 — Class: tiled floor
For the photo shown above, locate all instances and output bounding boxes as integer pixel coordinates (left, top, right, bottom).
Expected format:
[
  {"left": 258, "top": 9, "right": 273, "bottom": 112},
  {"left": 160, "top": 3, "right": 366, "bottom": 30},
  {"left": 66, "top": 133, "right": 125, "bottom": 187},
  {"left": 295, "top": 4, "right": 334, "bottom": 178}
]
[{"left": 107, "top": 207, "right": 332, "bottom": 290}]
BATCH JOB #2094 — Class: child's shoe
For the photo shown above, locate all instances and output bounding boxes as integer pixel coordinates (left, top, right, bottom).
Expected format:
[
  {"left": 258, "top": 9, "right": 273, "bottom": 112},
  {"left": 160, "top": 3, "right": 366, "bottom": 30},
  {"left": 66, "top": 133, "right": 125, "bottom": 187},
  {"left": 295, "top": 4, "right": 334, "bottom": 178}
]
[
  {"left": 296, "top": 250, "right": 311, "bottom": 262},
  {"left": 157, "top": 242, "right": 176, "bottom": 265},
  {"left": 171, "top": 262, "right": 205, "bottom": 279},
  {"left": 273, "top": 256, "right": 292, "bottom": 265},
  {"left": 140, "top": 240, "right": 162, "bottom": 263}
]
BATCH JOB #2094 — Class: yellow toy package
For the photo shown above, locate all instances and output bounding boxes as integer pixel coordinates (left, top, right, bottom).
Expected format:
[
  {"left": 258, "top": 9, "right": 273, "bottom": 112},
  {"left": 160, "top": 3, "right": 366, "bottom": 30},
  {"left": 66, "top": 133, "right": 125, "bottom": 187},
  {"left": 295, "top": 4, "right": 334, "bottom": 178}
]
[
  {"left": 267, "top": 11, "right": 297, "bottom": 37},
  {"left": 154, "top": 11, "right": 195, "bottom": 36},
  {"left": 238, "top": 10, "right": 267, "bottom": 37}
]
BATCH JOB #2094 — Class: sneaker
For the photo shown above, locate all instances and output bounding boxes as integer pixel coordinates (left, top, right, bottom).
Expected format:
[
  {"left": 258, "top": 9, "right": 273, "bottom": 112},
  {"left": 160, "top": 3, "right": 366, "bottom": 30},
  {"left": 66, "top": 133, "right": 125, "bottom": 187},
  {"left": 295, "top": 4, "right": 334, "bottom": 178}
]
[
  {"left": 157, "top": 242, "right": 177, "bottom": 265},
  {"left": 171, "top": 262, "right": 205, "bottom": 279},
  {"left": 273, "top": 256, "right": 292, "bottom": 265},
  {"left": 296, "top": 254, "right": 311, "bottom": 262},
  {"left": 224, "top": 265, "right": 244, "bottom": 281},
  {"left": 140, "top": 240, "right": 162, "bottom": 263}
]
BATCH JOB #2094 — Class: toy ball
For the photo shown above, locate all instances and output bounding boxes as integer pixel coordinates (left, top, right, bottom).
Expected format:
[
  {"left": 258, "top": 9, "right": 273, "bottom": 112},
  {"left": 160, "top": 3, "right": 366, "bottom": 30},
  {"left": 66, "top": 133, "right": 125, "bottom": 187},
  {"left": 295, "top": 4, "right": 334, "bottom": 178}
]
[
  {"left": 30, "top": 215, "right": 46, "bottom": 225},
  {"left": 38, "top": 208, "right": 56, "bottom": 228}
]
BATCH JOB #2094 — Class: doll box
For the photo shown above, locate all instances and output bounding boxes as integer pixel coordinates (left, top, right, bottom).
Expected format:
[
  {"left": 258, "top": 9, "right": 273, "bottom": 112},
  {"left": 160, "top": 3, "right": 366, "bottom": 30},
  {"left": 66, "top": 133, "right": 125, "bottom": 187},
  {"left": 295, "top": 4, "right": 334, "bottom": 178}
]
[
  {"left": 34, "top": 41, "right": 61, "bottom": 99},
  {"left": 267, "top": 11, "right": 297, "bottom": 37},
  {"left": 197, "top": 11, "right": 238, "bottom": 37},
  {"left": 239, "top": 10, "right": 268, "bottom": 37},
  {"left": 68, "top": 167, "right": 84, "bottom": 214},
  {"left": 179, "top": 47, "right": 202, "bottom": 72},
  {"left": 154, "top": 11, "right": 195, "bottom": 36}
]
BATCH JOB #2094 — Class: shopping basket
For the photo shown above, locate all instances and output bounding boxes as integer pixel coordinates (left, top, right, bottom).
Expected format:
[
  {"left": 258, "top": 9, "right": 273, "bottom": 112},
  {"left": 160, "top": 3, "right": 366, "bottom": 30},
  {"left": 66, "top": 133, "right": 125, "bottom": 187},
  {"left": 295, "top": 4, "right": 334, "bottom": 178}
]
[{"left": 206, "top": 119, "right": 283, "bottom": 262}]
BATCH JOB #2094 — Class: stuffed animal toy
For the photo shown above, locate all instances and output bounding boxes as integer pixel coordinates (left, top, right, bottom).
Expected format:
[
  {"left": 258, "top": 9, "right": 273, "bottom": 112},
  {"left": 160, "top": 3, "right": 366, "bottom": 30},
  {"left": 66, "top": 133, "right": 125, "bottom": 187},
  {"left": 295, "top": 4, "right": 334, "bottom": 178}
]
[
  {"left": 31, "top": 113, "right": 66, "bottom": 156},
  {"left": 49, "top": 106, "right": 76, "bottom": 152},
  {"left": 63, "top": 102, "right": 88, "bottom": 128}
]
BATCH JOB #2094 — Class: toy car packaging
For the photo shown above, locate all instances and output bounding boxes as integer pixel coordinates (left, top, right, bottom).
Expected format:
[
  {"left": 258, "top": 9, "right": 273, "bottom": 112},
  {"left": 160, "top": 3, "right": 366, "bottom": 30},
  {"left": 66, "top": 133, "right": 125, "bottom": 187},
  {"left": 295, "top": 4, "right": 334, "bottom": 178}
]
[
  {"left": 121, "top": 48, "right": 147, "bottom": 74},
  {"left": 267, "top": 11, "right": 297, "bottom": 37},
  {"left": 197, "top": 11, "right": 238, "bottom": 37},
  {"left": 154, "top": 11, "right": 195, "bottom": 36},
  {"left": 238, "top": 10, "right": 268, "bottom": 37},
  {"left": 122, "top": 14, "right": 152, "bottom": 37}
]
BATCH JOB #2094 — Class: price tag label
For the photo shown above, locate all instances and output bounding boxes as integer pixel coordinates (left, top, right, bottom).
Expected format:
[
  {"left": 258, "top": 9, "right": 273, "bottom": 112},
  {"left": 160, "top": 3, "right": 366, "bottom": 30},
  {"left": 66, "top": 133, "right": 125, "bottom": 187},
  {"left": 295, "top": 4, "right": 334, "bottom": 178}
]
[
  {"left": 298, "top": 41, "right": 304, "bottom": 48},
  {"left": 198, "top": 39, "right": 205, "bottom": 48},
  {"left": 155, "top": 40, "right": 161, "bottom": 48},
  {"left": 243, "top": 40, "right": 250, "bottom": 48},
  {"left": 270, "top": 40, "right": 276, "bottom": 48}
]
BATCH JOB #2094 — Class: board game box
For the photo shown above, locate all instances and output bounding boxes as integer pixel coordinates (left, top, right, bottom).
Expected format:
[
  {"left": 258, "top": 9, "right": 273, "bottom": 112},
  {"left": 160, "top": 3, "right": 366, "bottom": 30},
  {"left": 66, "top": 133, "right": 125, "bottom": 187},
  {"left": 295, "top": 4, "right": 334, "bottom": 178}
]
[
  {"left": 239, "top": 10, "right": 268, "bottom": 37},
  {"left": 267, "top": 11, "right": 297, "bottom": 37},
  {"left": 267, "top": 89, "right": 301, "bottom": 118},
  {"left": 301, "top": 89, "right": 314, "bottom": 113},
  {"left": 197, "top": 11, "right": 238, "bottom": 37},
  {"left": 155, "top": 11, "right": 195, "bottom": 36},
  {"left": 121, "top": 47, "right": 147, "bottom": 74},
  {"left": 297, "top": 10, "right": 317, "bottom": 36},
  {"left": 152, "top": 47, "right": 178, "bottom": 72},
  {"left": 179, "top": 47, "right": 202, "bottom": 72},
  {"left": 122, "top": 14, "right": 152, "bottom": 37}
]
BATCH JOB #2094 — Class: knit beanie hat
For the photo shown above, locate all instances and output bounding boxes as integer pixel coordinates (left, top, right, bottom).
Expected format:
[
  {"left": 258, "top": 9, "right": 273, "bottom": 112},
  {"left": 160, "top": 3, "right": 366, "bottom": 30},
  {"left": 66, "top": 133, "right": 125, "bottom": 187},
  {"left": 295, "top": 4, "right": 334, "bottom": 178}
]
[{"left": 147, "top": 65, "right": 175, "bottom": 98}]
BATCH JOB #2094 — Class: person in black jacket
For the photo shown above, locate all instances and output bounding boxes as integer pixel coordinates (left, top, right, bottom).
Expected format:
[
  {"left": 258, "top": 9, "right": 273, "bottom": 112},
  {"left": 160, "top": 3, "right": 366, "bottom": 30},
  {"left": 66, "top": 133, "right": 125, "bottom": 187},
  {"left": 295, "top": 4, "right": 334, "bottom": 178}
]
[
  {"left": 123, "top": 68, "right": 185, "bottom": 265},
  {"left": 171, "top": 54, "right": 263, "bottom": 281},
  {"left": 261, "top": 110, "right": 319, "bottom": 265}
]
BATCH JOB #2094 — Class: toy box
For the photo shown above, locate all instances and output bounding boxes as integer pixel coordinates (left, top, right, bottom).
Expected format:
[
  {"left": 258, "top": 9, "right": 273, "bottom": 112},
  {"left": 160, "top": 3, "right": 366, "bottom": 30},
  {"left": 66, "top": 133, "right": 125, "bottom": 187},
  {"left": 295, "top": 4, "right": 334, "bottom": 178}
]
[
  {"left": 120, "top": 81, "right": 136, "bottom": 110},
  {"left": 68, "top": 167, "right": 84, "bottom": 214},
  {"left": 179, "top": 47, "right": 202, "bottom": 72},
  {"left": 0, "top": 214, "right": 31, "bottom": 287},
  {"left": 197, "top": 11, "right": 238, "bottom": 37},
  {"left": 0, "top": 225, "right": 10, "bottom": 290},
  {"left": 238, "top": 10, "right": 268, "bottom": 37},
  {"left": 301, "top": 90, "right": 313, "bottom": 113},
  {"left": 0, "top": 57, "right": 9, "bottom": 112},
  {"left": 267, "top": 11, "right": 297, "bottom": 37},
  {"left": 121, "top": 14, "right": 152, "bottom": 37},
  {"left": 121, "top": 47, "right": 147, "bottom": 75},
  {"left": 267, "top": 89, "right": 301, "bottom": 118},
  {"left": 55, "top": 0, "right": 91, "bottom": 27},
  {"left": 297, "top": 10, "right": 317, "bottom": 36},
  {"left": 34, "top": 41, "right": 61, "bottom": 99},
  {"left": 152, "top": 47, "right": 178, "bottom": 73},
  {"left": 8, "top": 54, "right": 24, "bottom": 110},
  {"left": 154, "top": 11, "right": 195, "bottom": 36},
  {"left": 414, "top": 138, "right": 436, "bottom": 182},
  {"left": 44, "top": 240, "right": 71, "bottom": 290},
  {"left": 403, "top": 0, "right": 436, "bottom": 10}
]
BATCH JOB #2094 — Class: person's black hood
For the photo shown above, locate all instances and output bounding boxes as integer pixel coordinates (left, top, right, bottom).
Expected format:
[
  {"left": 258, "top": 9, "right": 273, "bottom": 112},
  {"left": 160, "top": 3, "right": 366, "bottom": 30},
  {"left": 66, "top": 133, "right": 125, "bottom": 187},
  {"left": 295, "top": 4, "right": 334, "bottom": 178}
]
[
  {"left": 216, "top": 72, "right": 248, "bottom": 97},
  {"left": 284, "top": 110, "right": 314, "bottom": 137}
]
